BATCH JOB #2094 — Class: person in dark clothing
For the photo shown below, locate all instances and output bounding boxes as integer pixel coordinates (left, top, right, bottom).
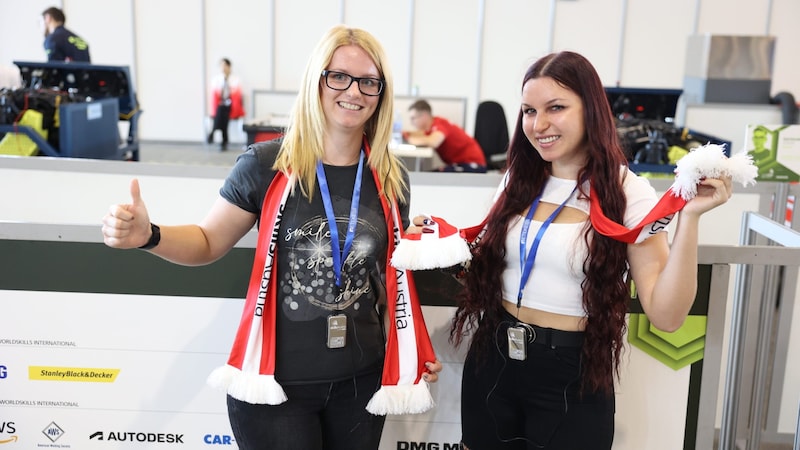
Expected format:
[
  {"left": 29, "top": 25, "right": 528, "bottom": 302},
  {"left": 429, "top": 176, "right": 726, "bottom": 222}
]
[
  {"left": 102, "top": 25, "right": 442, "bottom": 450},
  {"left": 42, "top": 7, "right": 91, "bottom": 63}
]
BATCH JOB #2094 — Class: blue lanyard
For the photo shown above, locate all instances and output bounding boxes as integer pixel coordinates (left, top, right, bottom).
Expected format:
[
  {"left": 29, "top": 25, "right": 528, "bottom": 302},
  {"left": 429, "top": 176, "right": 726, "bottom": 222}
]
[
  {"left": 517, "top": 185, "right": 578, "bottom": 308},
  {"left": 316, "top": 150, "right": 365, "bottom": 291}
]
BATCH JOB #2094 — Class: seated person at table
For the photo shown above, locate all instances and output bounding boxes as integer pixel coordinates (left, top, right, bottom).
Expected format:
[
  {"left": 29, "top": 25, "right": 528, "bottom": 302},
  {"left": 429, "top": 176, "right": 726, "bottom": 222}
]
[{"left": 404, "top": 99, "right": 487, "bottom": 173}]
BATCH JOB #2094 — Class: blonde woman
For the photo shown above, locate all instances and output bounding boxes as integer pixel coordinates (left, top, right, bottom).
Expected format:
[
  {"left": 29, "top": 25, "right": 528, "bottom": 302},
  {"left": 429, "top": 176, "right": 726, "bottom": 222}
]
[{"left": 103, "top": 25, "right": 441, "bottom": 450}]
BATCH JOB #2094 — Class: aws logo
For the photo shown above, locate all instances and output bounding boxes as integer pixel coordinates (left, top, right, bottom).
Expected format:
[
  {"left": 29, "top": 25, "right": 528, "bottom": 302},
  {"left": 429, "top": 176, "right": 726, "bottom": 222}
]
[
  {"left": 0, "top": 421, "right": 18, "bottom": 444},
  {"left": 42, "top": 422, "right": 65, "bottom": 443}
]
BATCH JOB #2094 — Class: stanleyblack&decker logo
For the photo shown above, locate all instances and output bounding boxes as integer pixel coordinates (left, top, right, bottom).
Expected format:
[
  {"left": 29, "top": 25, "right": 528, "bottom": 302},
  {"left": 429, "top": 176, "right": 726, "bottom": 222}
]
[
  {"left": 0, "top": 421, "right": 17, "bottom": 444},
  {"left": 89, "top": 431, "right": 184, "bottom": 443},
  {"left": 42, "top": 421, "right": 65, "bottom": 442}
]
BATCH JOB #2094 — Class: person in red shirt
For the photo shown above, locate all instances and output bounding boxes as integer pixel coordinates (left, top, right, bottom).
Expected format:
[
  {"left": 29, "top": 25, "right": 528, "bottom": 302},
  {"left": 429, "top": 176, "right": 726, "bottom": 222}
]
[{"left": 404, "top": 99, "right": 487, "bottom": 173}]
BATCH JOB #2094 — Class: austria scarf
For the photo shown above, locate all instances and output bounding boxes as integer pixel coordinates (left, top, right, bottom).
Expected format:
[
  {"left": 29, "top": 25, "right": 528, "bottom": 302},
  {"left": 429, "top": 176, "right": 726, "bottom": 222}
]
[
  {"left": 392, "top": 143, "right": 756, "bottom": 269},
  {"left": 590, "top": 143, "right": 756, "bottom": 243},
  {"left": 208, "top": 159, "right": 437, "bottom": 415}
]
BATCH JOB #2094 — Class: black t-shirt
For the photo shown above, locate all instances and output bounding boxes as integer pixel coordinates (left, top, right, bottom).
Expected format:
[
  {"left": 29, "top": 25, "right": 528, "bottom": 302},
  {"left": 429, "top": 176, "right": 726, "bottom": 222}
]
[
  {"left": 44, "top": 26, "right": 91, "bottom": 62},
  {"left": 220, "top": 139, "right": 411, "bottom": 384}
]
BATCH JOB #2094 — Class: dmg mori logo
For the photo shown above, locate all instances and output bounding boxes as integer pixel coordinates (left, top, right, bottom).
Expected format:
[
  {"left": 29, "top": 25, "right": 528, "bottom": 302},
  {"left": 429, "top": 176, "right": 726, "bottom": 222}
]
[
  {"left": 397, "top": 442, "right": 462, "bottom": 450},
  {"left": 0, "top": 365, "right": 7, "bottom": 379}
]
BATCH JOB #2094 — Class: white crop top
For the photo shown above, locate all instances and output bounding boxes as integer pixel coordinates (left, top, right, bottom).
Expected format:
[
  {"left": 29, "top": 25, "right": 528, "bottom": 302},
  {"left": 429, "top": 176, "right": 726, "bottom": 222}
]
[{"left": 500, "top": 169, "right": 661, "bottom": 317}]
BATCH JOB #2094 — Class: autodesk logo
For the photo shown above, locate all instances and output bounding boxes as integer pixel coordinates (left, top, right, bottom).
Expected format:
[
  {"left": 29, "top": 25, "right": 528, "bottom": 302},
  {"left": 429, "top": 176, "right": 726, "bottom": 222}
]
[{"left": 88, "top": 431, "right": 184, "bottom": 443}]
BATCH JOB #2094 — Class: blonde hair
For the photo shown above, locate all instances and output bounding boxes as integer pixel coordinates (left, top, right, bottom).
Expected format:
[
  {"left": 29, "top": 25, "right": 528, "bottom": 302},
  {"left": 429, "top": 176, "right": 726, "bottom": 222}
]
[{"left": 274, "top": 25, "right": 407, "bottom": 203}]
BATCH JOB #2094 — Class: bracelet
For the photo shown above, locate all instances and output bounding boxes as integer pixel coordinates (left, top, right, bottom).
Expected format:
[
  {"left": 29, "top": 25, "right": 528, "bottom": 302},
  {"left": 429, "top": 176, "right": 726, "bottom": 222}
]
[{"left": 138, "top": 223, "right": 161, "bottom": 250}]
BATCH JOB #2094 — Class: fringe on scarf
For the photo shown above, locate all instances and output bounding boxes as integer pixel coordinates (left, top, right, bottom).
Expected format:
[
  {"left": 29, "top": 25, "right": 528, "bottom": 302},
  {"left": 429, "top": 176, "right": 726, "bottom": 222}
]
[
  {"left": 207, "top": 364, "right": 288, "bottom": 405},
  {"left": 391, "top": 215, "right": 473, "bottom": 270},
  {"left": 366, "top": 382, "right": 435, "bottom": 415}
]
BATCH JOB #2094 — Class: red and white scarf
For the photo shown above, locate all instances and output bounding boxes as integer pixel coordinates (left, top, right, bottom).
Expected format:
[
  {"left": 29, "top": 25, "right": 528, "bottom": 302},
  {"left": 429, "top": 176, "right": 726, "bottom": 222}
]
[
  {"left": 207, "top": 156, "right": 437, "bottom": 415},
  {"left": 392, "top": 143, "right": 757, "bottom": 266},
  {"left": 590, "top": 143, "right": 756, "bottom": 243}
]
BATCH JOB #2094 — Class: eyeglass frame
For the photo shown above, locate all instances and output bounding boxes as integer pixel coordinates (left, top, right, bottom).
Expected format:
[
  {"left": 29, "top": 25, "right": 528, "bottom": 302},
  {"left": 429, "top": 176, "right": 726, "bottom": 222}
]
[{"left": 321, "top": 70, "right": 385, "bottom": 96}]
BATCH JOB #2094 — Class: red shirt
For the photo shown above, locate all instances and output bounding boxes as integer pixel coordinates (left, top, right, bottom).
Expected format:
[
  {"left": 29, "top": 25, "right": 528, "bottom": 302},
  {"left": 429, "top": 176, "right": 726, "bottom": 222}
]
[
  {"left": 428, "top": 117, "right": 486, "bottom": 165},
  {"left": 210, "top": 74, "right": 246, "bottom": 119}
]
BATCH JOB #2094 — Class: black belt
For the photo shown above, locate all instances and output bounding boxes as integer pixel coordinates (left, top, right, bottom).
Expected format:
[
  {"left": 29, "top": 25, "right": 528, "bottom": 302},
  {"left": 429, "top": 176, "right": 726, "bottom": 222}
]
[
  {"left": 502, "top": 310, "right": 585, "bottom": 348},
  {"left": 526, "top": 323, "right": 584, "bottom": 348}
]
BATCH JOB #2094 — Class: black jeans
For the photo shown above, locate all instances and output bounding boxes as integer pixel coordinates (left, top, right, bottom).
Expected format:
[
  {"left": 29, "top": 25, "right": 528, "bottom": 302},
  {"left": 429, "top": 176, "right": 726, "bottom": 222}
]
[
  {"left": 226, "top": 370, "right": 386, "bottom": 450},
  {"left": 461, "top": 317, "right": 614, "bottom": 450},
  {"left": 210, "top": 103, "right": 231, "bottom": 144}
]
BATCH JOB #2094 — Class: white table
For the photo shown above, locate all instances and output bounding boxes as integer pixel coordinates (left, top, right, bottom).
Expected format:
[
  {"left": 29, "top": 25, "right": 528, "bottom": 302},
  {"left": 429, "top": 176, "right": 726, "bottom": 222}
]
[{"left": 389, "top": 143, "right": 438, "bottom": 171}]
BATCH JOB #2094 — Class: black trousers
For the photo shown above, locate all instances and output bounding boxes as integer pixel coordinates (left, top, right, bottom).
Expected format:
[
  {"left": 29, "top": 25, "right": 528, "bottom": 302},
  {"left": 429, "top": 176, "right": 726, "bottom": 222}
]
[
  {"left": 460, "top": 315, "right": 615, "bottom": 450},
  {"left": 210, "top": 103, "right": 231, "bottom": 144},
  {"left": 226, "top": 370, "right": 386, "bottom": 450}
]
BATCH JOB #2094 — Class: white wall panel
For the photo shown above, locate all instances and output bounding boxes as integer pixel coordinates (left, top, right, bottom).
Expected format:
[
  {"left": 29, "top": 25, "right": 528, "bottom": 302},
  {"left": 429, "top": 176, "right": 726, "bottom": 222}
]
[
  {"left": 696, "top": 0, "right": 771, "bottom": 35},
  {"left": 344, "top": 0, "right": 413, "bottom": 97},
  {"left": 480, "top": 0, "right": 551, "bottom": 140},
  {"left": 64, "top": 0, "right": 134, "bottom": 69},
  {"left": 768, "top": 0, "right": 800, "bottom": 100},
  {"left": 204, "top": 0, "right": 274, "bottom": 120},
  {"left": 273, "top": 0, "right": 339, "bottom": 91},
  {"left": 552, "top": 0, "right": 623, "bottom": 87},
  {"left": 411, "top": 0, "right": 481, "bottom": 133},
  {"left": 619, "top": 0, "right": 696, "bottom": 89},
  {"left": 134, "top": 0, "right": 205, "bottom": 142},
  {"left": 0, "top": 0, "right": 69, "bottom": 66}
]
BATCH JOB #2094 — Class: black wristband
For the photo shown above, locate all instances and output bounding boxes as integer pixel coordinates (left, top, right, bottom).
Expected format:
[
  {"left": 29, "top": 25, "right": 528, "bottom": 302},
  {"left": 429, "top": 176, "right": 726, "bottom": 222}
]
[{"left": 138, "top": 223, "right": 161, "bottom": 250}]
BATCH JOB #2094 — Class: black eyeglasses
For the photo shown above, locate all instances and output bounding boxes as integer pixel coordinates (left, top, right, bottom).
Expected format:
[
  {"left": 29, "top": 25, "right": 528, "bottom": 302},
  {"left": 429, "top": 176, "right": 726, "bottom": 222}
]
[{"left": 321, "top": 70, "right": 385, "bottom": 96}]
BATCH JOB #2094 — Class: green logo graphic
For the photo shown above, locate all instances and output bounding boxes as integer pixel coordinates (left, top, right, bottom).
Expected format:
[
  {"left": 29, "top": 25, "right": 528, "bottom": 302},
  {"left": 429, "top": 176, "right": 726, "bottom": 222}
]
[{"left": 627, "top": 313, "right": 706, "bottom": 370}]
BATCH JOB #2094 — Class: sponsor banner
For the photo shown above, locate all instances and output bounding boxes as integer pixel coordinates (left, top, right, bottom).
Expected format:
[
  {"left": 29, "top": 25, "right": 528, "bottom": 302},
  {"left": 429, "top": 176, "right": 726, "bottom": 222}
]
[
  {"left": 0, "top": 410, "right": 228, "bottom": 448},
  {"left": 0, "top": 290, "right": 693, "bottom": 449},
  {"left": 29, "top": 367, "right": 120, "bottom": 383}
]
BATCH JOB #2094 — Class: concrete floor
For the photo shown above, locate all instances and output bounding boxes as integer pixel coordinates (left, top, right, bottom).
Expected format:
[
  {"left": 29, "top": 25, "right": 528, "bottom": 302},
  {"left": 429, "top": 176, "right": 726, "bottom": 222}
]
[{"left": 136, "top": 140, "right": 244, "bottom": 167}]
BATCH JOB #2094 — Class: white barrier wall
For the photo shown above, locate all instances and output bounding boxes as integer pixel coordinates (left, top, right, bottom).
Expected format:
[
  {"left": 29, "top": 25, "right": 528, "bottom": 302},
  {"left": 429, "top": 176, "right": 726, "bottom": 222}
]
[{"left": 0, "top": 155, "right": 790, "bottom": 449}]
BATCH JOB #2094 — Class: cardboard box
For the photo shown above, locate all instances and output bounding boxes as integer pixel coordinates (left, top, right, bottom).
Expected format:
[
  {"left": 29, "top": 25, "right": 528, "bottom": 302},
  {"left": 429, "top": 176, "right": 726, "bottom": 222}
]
[{"left": 744, "top": 124, "right": 800, "bottom": 182}]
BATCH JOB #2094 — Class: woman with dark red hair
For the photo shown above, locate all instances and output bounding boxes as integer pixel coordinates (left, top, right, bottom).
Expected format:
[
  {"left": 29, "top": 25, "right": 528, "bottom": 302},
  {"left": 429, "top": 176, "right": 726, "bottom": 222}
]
[{"left": 440, "top": 51, "right": 733, "bottom": 449}]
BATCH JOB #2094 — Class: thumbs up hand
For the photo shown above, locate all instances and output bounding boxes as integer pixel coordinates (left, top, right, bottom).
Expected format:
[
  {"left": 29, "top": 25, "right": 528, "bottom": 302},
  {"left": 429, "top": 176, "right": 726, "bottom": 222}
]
[{"left": 101, "top": 179, "right": 153, "bottom": 249}]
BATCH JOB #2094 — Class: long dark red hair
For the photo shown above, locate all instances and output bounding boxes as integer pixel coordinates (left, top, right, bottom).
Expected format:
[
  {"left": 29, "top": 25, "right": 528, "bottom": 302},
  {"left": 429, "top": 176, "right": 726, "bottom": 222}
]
[{"left": 450, "top": 51, "right": 629, "bottom": 395}]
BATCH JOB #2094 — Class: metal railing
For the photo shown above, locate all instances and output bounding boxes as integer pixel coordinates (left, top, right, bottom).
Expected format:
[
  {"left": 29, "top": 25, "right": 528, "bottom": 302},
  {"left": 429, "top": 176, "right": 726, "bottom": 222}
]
[{"left": 719, "top": 210, "right": 800, "bottom": 450}]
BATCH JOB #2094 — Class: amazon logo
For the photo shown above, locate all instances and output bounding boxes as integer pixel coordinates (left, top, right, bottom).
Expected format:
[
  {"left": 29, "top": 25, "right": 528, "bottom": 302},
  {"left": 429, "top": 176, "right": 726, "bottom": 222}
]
[{"left": 0, "top": 420, "right": 17, "bottom": 444}]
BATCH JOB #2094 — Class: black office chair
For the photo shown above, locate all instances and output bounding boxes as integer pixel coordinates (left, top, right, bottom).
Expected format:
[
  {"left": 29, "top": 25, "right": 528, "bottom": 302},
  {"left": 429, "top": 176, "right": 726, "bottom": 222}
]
[{"left": 474, "top": 100, "right": 509, "bottom": 170}]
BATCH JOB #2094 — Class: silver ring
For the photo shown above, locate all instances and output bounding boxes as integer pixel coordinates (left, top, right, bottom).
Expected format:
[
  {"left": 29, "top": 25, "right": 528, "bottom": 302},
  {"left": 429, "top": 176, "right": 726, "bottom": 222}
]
[{"left": 518, "top": 323, "right": 536, "bottom": 343}]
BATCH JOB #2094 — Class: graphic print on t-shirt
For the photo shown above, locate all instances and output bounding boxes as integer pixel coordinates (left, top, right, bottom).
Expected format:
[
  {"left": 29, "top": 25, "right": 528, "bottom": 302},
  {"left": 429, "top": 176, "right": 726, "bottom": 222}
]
[{"left": 280, "top": 214, "right": 383, "bottom": 318}]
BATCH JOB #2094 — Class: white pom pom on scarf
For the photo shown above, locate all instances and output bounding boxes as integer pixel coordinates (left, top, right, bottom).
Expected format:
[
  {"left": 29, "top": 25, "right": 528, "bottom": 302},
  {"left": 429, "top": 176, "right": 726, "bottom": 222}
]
[{"left": 670, "top": 143, "right": 758, "bottom": 200}]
